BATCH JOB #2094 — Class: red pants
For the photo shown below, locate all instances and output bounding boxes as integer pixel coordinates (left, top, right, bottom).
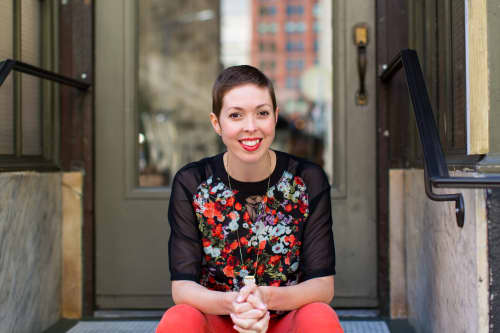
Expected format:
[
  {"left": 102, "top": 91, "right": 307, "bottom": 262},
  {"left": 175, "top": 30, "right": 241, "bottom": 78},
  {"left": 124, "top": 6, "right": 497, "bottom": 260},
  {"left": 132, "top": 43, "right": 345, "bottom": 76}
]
[{"left": 156, "top": 303, "right": 344, "bottom": 333}]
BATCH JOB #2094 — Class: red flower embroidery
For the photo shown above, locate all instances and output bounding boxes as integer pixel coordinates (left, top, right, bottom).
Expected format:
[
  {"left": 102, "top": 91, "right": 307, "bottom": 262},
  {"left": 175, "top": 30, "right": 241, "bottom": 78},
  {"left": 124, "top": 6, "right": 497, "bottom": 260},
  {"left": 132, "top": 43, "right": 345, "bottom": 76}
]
[
  {"left": 269, "top": 255, "right": 281, "bottom": 265},
  {"left": 270, "top": 280, "right": 281, "bottom": 287},
  {"left": 243, "top": 211, "right": 250, "bottom": 221},
  {"left": 212, "top": 224, "right": 222, "bottom": 238},
  {"left": 285, "top": 234, "right": 296, "bottom": 247},
  {"left": 202, "top": 238, "right": 211, "bottom": 248},
  {"left": 203, "top": 202, "right": 223, "bottom": 220},
  {"left": 197, "top": 174, "right": 309, "bottom": 292},
  {"left": 223, "top": 265, "right": 234, "bottom": 278}
]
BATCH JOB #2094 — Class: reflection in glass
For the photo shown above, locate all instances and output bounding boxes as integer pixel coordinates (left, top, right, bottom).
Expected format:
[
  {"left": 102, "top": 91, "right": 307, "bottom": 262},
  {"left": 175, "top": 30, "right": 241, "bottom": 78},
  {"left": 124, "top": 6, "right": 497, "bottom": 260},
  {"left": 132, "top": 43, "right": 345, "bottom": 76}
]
[
  {"left": 222, "top": 0, "right": 333, "bottom": 179},
  {"left": 137, "top": 0, "right": 221, "bottom": 187},
  {"left": 137, "top": 0, "right": 332, "bottom": 187}
]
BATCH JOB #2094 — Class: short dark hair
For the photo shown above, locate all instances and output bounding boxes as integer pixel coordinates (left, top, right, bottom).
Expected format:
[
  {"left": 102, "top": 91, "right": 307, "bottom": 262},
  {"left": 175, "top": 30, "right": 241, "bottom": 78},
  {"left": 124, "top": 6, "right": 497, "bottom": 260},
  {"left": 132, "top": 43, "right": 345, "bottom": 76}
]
[{"left": 212, "top": 65, "right": 277, "bottom": 118}]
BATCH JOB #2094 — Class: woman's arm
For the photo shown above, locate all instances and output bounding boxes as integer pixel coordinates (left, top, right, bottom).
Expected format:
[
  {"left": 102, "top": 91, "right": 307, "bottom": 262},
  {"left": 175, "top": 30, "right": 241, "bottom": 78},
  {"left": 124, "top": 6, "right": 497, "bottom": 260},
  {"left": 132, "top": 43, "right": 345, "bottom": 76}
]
[
  {"left": 172, "top": 280, "right": 239, "bottom": 315},
  {"left": 258, "top": 275, "right": 334, "bottom": 311}
]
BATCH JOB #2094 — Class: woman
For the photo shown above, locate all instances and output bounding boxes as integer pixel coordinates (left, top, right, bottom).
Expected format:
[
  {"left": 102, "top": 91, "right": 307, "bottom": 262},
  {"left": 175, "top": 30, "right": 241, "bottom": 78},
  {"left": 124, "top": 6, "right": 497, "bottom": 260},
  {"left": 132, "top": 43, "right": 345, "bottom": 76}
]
[{"left": 156, "top": 65, "right": 343, "bottom": 333}]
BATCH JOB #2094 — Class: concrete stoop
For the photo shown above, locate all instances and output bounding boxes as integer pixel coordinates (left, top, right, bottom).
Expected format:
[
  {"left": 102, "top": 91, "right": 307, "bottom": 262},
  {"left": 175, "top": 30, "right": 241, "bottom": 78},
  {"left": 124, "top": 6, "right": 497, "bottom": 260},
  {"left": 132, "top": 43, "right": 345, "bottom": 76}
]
[{"left": 43, "top": 317, "right": 415, "bottom": 333}]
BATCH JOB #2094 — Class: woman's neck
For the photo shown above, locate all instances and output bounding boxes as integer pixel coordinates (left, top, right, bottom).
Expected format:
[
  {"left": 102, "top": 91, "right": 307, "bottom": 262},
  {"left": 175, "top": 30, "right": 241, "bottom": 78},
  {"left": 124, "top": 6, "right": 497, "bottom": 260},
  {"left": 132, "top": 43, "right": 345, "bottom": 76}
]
[{"left": 224, "top": 150, "right": 276, "bottom": 182}]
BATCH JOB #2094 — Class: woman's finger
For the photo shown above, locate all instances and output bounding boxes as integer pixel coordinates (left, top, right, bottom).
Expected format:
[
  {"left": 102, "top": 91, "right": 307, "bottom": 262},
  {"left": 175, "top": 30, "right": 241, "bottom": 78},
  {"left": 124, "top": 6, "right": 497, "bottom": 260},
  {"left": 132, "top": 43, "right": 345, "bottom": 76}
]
[
  {"left": 246, "top": 293, "right": 267, "bottom": 311},
  {"left": 234, "top": 308, "right": 267, "bottom": 319},
  {"left": 232, "top": 301, "right": 253, "bottom": 313},
  {"left": 252, "top": 311, "right": 270, "bottom": 333},
  {"left": 233, "top": 325, "right": 258, "bottom": 333},
  {"left": 230, "top": 313, "right": 258, "bottom": 330},
  {"left": 234, "top": 311, "right": 270, "bottom": 333},
  {"left": 236, "top": 284, "right": 258, "bottom": 303}
]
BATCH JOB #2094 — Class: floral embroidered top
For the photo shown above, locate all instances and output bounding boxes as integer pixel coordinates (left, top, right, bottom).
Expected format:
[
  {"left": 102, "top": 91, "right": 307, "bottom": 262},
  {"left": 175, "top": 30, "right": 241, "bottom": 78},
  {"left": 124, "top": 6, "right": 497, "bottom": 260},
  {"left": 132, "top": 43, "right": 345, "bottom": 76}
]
[{"left": 168, "top": 150, "right": 336, "bottom": 292}]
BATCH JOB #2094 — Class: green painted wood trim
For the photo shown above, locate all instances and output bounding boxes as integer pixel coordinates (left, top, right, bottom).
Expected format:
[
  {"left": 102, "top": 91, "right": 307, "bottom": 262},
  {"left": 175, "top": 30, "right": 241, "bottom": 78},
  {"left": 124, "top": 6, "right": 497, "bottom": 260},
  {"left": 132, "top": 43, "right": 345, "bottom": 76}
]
[
  {"left": 13, "top": 0, "right": 22, "bottom": 157},
  {"left": 1, "top": 0, "right": 61, "bottom": 170},
  {"left": 41, "top": 0, "right": 60, "bottom": 166},
  {"left": 487, "top": 0, "right": 500, "bottom": 154}
]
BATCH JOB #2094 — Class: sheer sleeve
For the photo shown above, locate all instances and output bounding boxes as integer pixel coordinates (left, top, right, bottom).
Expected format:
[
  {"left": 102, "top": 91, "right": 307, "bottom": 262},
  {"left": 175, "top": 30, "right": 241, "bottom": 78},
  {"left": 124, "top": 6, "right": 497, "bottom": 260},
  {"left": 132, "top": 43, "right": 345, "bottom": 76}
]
[
  {"left": 168, "top": 168, "right": 203, "bottom": 282},
  {"left": 300, "top": 165, "right": 336, "bottom": 281}
]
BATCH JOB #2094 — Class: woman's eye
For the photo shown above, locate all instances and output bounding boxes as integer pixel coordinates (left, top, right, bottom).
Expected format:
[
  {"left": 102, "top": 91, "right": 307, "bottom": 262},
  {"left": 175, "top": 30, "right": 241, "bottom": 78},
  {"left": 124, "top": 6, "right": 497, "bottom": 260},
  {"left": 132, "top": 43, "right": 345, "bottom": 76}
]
[
  {"left": 258, "top": 110, "right": 270, "bottom": 117},
  {"left": 229, "top": 112, "right": 241, "bottom": 119}
]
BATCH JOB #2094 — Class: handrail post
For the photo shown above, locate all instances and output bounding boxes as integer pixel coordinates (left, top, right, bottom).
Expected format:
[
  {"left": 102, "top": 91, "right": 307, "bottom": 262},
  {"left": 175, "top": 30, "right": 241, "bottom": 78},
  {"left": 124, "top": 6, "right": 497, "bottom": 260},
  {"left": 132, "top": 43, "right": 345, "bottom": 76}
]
[{"left": 380, "top": 49, "right": 500, "bottom": 227}]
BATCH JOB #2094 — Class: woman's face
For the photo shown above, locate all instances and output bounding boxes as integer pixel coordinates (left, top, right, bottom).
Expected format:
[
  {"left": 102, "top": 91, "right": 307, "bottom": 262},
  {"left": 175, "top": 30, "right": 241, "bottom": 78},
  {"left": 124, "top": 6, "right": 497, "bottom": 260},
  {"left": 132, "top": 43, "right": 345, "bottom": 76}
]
[{"left": 210, "top": 84, "right": 278, "bottom": 165}]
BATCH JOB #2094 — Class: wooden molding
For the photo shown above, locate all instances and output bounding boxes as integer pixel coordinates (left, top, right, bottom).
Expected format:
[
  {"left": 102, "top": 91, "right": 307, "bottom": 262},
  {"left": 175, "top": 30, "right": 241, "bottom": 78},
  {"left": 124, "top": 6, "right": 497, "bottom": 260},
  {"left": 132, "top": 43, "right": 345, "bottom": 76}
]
[
  {"left": 62, "top": 172, "right": 83, "bottom": 319},
  {"left": 467, "top": 0, "right": 489, "bottom": 154}
]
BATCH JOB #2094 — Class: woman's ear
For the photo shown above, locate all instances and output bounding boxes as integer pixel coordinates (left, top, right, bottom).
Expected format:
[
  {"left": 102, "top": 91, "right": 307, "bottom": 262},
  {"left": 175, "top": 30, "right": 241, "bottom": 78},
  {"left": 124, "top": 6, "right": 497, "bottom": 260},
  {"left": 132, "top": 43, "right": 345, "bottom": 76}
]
[
  {"left": 209, "top": 112, "right": 222, "bottom": 136},
  {"left": 274, "top": 107, "right": 280, "bottom": 123}
]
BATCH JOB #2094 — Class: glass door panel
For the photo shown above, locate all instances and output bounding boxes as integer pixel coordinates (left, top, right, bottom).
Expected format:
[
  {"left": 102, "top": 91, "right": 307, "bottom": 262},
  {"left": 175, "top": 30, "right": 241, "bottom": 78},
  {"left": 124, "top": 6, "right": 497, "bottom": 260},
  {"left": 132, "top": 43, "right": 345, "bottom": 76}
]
[{"left": 137, "top": 0, "right": 332, "bottom": 187}]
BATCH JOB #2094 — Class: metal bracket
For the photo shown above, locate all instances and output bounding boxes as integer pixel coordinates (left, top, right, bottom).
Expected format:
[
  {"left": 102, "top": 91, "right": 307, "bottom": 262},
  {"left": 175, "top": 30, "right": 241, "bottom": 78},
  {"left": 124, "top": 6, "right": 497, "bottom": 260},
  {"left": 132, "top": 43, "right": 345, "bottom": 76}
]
[{"left": 424, "top": 167, "right": 465, "bottom": 227}]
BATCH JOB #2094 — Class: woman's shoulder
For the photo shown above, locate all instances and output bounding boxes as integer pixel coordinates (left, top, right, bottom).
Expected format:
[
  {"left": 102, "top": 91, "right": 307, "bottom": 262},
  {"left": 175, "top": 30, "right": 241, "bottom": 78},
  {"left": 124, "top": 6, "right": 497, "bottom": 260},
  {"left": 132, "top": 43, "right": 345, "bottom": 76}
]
[
  {"left": 172, "top": 153, "right": 222, "bottom": 189},
  {"left": 274, "top": 150, "right": 330, "bottom": 194},
  {"left": 275, "top": 150, "right": 326, "bottom": 177}
]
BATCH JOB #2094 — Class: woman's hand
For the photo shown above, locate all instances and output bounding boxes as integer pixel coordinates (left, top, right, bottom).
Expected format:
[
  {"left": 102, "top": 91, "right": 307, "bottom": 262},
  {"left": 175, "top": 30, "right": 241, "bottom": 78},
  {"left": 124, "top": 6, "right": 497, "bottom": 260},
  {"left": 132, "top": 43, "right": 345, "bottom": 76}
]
[
  {"left": 230, "top": 310, "right": 270, "bottom": 333},
  {"left": 236, "top": 284, "right": 269, "bottom": 310},
  {"left": 230, "top": 284, "right": 270, "bottom": 333}
]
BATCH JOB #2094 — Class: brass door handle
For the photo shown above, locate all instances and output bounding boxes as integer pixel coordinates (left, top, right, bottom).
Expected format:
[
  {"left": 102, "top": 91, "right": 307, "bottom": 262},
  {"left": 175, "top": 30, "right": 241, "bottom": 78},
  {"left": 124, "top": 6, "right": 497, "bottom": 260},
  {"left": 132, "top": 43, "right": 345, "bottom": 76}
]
[{"left": 353, "top": 23, "right": 369, "bottom": 105}]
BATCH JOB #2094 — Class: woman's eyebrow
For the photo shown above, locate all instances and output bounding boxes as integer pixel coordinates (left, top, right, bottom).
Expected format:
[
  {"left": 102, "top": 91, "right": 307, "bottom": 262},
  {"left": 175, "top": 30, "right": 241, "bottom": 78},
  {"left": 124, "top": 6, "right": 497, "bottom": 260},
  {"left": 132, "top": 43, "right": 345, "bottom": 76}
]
[
  {"left": 256, "top": 104, "right": 272, "bottom": 108},
  {"left": 225, "top": 106, "right": 245, "bottom": 112},
  {"left": 224, "top": 104, "right": 271, "bottom": 111}
]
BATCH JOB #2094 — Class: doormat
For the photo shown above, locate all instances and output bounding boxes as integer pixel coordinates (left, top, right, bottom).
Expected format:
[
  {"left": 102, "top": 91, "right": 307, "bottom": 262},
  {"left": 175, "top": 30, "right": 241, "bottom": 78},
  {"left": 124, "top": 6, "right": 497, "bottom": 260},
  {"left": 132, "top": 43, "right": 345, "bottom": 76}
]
[{"left": 66, "top": 320, "right": 390, "bottom": 333}]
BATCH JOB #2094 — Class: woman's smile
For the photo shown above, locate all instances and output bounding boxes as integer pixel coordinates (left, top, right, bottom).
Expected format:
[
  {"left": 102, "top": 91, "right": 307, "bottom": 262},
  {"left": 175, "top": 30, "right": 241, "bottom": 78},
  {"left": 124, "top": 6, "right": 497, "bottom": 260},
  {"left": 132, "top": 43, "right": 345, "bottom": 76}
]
[{"left": 239, "top": 138, "right": 263, "bottom": 151}]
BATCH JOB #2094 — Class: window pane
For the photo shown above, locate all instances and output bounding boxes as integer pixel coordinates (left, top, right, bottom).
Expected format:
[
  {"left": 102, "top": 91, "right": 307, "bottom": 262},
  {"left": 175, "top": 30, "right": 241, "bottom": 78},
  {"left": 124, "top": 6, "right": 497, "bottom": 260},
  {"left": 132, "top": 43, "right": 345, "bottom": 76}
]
[
  {"left": 137, "top": 0, "right": 333, "bottom": 186},
  {"left": 0, "top": 0, "right": 14, "bottom": 155},
  {"left": 137, "top": 0, "right": 220, "bottom": 187},
  {"left": 21, "top": 75, "right": 42, "bottom": 155},
  {"left": 21, "top": 0, "right": 42, "bottom": 155}
]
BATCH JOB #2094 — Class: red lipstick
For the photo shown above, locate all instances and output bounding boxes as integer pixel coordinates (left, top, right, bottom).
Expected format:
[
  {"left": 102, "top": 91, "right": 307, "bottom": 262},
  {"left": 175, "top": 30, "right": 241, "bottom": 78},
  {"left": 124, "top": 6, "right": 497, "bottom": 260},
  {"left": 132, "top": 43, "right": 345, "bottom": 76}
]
[{"left": 239, "top": 138, "right": 262, "bottom": 151}]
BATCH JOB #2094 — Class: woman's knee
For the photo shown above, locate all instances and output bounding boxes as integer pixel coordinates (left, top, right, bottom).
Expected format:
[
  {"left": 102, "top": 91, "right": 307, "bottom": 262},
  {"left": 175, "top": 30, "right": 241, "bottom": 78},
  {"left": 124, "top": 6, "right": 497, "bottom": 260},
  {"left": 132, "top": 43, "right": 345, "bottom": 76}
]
[
  {"left": 156, "top": 304, "right": 207, "bottom": 333},
  {"left": 295, "top": 302, "right": 343, "bottom": 333}
]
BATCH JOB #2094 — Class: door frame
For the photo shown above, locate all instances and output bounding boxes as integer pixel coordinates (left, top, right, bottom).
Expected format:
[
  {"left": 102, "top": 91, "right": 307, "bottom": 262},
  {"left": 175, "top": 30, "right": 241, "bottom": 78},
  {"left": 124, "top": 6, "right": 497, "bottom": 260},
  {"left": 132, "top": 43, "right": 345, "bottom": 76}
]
[
  {"left": 58, "top": 0, "right": 95, "bottom": 317},
  {"left": 375, "top": 0, "right": 410, "bottom": 316},
  {"left": 64, "top": 0, "right": 410, "bottom": 316}
]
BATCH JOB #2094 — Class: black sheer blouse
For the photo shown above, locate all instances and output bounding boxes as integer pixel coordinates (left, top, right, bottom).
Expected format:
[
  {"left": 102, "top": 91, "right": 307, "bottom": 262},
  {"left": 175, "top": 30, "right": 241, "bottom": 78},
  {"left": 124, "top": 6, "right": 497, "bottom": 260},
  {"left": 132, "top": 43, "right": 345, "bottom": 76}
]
[{"left": 168, "top": 150, "right": 336, "bottom": 292}]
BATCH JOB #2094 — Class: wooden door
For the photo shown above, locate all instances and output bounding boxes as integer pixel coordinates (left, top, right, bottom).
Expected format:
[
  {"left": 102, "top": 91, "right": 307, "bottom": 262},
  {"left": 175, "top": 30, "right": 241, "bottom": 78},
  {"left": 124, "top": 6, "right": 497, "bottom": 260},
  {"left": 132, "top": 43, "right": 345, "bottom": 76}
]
[{"left": 95, "top": 0, "right": 377, "bottom": 309}]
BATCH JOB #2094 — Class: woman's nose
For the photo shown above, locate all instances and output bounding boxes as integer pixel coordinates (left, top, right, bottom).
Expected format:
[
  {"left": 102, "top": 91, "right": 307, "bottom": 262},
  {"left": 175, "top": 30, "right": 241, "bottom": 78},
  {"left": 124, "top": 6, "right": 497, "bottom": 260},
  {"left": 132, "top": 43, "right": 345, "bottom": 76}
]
[{"left": 244, "top": 115, "right": 257, "bottom": 132}]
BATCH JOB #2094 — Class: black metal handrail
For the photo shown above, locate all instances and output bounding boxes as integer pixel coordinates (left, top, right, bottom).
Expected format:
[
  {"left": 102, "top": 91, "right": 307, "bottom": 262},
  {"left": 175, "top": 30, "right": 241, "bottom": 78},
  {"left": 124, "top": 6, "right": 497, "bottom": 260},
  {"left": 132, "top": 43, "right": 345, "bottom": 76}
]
[
  {"left": 0, "top": 59, "right": 90, "bottom": 90},
  {"left": 380, "top": 49, "right": 500, "bottom": 227}
]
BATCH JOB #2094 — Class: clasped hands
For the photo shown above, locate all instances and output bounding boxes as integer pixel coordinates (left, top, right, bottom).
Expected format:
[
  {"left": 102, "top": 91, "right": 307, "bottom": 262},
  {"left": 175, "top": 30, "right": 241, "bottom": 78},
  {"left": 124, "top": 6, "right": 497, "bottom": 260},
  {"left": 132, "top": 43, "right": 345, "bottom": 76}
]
[{"left": 230, "top": 284, "right": 270, "bottom": 333}]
